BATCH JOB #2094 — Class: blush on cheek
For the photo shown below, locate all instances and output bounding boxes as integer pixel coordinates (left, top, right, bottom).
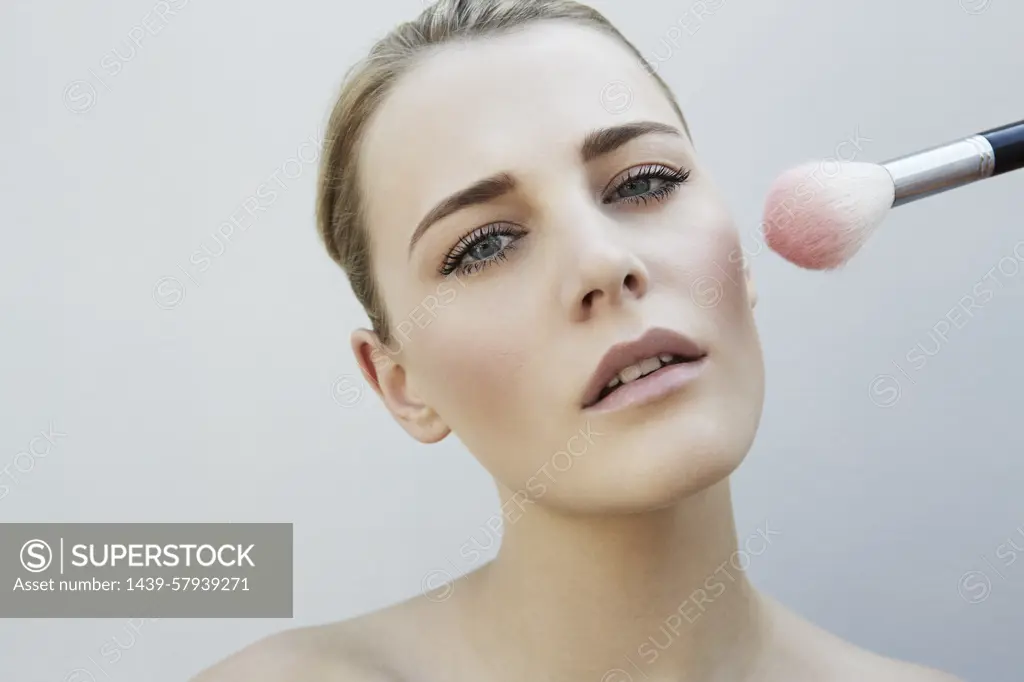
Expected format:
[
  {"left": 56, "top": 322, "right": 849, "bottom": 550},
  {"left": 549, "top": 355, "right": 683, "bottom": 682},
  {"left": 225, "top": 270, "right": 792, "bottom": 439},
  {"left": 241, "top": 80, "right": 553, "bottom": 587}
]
[
  {"left": 656, "top": 195, "right": 742, "bottom": 278},
  {"left": 681, "top": 226, "right": 753, "bottom": 321},
  {"left": 710, "top": 230, "right": 747, "bottom": 289},
  {"left": 659, "top": 221, "right": 742, "bottom": 287}
]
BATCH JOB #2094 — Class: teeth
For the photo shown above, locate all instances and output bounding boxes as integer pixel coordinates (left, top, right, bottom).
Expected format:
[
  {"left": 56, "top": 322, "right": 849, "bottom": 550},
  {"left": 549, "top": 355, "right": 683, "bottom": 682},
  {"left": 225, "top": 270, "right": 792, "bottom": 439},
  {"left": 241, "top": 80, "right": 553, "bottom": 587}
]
[
  {"left": 635, "top": 356, "right": 663, "bottom": 379},
  {"left": 604, "top": 355, "right": 678, "bottom": 391},
  {"left": 619, "top": 363, "right": 643, "bottom": 383}
]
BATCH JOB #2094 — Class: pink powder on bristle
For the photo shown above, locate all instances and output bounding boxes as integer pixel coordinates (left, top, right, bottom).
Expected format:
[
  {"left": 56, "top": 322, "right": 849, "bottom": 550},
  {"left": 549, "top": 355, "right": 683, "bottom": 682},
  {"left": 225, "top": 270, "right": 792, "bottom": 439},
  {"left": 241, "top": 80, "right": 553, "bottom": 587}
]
[
  {"left": 762, "top": 182, "right": 850, "bottom": 270},
  {"left": 760, "top": 161, "right": 893, "bottom": 270}
]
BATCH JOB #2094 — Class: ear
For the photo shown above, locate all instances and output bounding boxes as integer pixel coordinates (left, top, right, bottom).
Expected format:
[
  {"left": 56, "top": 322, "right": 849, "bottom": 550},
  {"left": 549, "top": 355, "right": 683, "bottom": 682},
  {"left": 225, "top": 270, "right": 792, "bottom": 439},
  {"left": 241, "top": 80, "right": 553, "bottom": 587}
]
[
  {"left": 351, "top": 328, "right": 450, "bottom": 444},
  {"left": 744, "top": 259, "right": 758, "bottom": 309}
]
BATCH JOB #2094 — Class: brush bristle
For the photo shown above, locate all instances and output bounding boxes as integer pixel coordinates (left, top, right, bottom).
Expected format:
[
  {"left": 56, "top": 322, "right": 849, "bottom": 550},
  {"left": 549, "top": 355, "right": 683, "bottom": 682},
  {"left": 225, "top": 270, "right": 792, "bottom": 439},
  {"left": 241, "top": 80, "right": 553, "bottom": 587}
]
[{"left": 761, "top": 161, "right": 895, "bottom": 269}]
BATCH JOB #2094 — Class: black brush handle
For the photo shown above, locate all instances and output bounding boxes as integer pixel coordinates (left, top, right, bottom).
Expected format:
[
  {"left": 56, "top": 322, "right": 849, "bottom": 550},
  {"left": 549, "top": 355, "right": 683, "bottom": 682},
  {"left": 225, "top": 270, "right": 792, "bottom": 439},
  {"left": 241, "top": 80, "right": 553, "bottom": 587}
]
[{"left": 980, "top": 119, "right": 1024, "bottom": 176}]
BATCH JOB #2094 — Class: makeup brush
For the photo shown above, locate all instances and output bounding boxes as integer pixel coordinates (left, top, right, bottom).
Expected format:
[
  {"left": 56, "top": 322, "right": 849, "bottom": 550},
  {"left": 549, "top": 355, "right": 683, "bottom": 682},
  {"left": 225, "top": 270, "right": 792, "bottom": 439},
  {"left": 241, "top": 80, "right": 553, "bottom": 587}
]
[{"left": 761, "top": 119, "right": 1024, "bottom": 270}]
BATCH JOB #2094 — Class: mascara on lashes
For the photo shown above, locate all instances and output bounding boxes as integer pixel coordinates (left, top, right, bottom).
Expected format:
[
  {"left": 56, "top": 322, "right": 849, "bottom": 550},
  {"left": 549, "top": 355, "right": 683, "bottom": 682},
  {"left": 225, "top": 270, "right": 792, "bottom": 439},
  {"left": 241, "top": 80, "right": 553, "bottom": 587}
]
[{"left": 437, "top": 164, "right": 691, "bottom": 276}]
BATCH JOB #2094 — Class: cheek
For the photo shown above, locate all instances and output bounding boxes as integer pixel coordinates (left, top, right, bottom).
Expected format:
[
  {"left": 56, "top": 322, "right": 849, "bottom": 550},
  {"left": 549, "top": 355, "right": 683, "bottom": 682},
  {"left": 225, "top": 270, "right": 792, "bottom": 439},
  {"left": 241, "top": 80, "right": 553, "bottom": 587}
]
[
  {"left": 411, "top": 310, "right": 561, "bottom": 484},
  {"left": 697, "top": 225, "right": 757, "bottom": 348},
  {"left": 652, "top": 197, "right": 747, "bottom": 306},
  {"left": 650, "top": 198, "right": 758, "bottom": 373},
  {"left": 692, "top": 215, "right": 764, "bottom": 395},
  {"left": 409, "top": 301, "right": 535, "bottom": 425},
  {"left": 704, "top": 224, "right": 749, "bottom": 308}
]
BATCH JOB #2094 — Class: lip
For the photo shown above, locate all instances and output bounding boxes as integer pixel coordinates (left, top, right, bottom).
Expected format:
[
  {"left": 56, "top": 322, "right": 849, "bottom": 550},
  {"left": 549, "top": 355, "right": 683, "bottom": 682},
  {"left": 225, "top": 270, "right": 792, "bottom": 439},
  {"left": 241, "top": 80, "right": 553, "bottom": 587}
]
[{"left": 581, "top": 327, "right": 708, "bottom": 411}]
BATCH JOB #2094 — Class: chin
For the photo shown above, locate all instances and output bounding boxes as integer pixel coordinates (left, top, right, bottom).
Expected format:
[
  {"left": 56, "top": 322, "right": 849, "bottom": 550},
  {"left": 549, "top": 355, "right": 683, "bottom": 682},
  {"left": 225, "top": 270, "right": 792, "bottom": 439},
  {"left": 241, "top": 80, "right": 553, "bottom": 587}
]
[
  {"left": 536, "top": 405, "right": 761, "bottom": 512},
  {"left": 547, "top": 393, "right": 764, "bottom": 515}
]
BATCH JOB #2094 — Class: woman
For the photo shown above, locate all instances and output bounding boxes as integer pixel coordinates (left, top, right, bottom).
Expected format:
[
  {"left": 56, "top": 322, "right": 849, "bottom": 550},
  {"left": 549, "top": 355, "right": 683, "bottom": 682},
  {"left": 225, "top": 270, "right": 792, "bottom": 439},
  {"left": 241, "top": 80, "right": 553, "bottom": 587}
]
[{"left": 196, "top": 1, "right": 960, "bottom": 680}]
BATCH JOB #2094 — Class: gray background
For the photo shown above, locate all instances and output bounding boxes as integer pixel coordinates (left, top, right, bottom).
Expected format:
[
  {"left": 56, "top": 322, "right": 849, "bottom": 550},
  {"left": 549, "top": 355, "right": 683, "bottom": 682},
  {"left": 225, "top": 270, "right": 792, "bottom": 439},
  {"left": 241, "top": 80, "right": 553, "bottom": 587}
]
[{"left": 1, "top": 0, "right": 1021, "bottom": 679}]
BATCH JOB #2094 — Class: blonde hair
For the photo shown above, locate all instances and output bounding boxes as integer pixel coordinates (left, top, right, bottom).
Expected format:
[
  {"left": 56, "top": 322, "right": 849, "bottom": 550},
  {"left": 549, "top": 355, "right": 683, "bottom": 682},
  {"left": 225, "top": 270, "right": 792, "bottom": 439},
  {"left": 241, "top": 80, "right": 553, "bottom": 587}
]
[{"left": 316, "top": 0, "right": 688, "bottom": 344}]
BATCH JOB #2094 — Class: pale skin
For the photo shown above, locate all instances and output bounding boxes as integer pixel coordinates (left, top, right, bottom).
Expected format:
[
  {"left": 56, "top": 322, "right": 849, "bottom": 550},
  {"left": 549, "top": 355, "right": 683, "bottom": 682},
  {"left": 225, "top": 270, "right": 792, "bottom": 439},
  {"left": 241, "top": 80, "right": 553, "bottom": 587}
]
[{"left": 194, "top": 20, "right": 962, "bottom": 682}]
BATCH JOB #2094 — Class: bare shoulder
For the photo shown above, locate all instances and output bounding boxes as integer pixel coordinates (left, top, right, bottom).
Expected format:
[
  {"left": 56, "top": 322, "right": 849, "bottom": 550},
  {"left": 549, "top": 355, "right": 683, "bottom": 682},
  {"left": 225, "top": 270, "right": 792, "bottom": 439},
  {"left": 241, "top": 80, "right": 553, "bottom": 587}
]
[
  {"left": 818, "top": 631, "right": 963, "bottom": 682},
  {"left": 823, "top": 634, "right": 963, "bottom": 682},
  {"left": 189, "top": 618, "right": 404, "bottom": 682},
  {"left": 190, "top": 590, "right": 453, "bottom": 682},
  {"left": 859, "top": 655, "right": 964, "bottom": 682},
  {"left": 759, "top": 594, "right": 963, "bottom": 682}
]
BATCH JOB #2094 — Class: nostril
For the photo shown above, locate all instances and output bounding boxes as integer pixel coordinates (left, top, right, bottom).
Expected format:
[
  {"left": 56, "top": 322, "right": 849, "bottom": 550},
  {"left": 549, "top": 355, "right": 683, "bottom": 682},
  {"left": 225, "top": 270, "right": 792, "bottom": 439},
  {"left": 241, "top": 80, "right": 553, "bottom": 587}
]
[{"left": 623, "top": 273, "right": 642, "bottom": 294}]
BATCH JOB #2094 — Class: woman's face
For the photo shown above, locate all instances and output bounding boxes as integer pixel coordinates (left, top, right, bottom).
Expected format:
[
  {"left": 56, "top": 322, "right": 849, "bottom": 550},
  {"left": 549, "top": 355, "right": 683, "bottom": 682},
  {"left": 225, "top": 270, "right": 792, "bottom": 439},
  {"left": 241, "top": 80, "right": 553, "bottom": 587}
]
[{"left": 355, "top": 21, "right": 764, "bottom": 512}]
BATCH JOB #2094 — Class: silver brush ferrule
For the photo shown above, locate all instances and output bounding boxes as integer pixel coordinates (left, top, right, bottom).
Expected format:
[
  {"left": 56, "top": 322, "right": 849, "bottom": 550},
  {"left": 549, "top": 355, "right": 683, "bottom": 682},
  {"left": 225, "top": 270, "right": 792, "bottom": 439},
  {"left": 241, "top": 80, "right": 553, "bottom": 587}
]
[{"left": 883, "top": 135, "right": 996, "bottom": 207}]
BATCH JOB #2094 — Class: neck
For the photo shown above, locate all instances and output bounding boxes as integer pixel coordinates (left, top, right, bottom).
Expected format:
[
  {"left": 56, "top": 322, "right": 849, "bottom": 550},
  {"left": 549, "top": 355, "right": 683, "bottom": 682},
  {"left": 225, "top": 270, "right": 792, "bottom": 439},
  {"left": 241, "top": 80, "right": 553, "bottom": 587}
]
[{"left": 463, "top": 478, "right": 776, "bottom": 681}]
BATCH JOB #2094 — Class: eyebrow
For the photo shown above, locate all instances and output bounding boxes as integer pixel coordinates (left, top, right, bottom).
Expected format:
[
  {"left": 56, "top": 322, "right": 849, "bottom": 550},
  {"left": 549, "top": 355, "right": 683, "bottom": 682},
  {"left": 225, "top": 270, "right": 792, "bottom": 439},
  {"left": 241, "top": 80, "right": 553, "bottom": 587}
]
[
  {"left": 407, "top": 120, "right": 684, "bottom": 257},
  {"left": 579, "top": 120, "right": 683, "bottom": 163}
]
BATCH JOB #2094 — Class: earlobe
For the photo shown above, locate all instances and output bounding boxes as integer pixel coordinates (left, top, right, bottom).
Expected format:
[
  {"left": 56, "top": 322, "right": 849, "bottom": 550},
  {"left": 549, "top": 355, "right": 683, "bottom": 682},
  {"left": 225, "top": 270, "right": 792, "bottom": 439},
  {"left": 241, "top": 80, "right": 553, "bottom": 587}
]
[{"left": 350, "top": 329, "right": 451, "bottom": 444}]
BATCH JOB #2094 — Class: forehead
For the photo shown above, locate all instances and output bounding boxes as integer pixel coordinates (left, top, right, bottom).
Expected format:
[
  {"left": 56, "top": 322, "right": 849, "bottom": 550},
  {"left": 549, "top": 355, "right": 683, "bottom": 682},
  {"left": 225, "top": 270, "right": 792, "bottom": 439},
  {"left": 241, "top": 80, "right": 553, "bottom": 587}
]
[{"left": 358, "top": 21, "right": 682, "bottom": 245}]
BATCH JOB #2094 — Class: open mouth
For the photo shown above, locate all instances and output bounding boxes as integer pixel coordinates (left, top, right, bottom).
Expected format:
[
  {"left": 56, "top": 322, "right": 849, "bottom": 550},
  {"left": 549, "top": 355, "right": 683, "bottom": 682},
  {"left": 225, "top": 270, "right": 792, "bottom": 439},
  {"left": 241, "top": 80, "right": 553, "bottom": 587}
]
[
  {"left": 581, "top": 327, "right": 708, "bottom": 411},
  {"left": 591, "top": 353, "right": 697, "bottom": 405}
]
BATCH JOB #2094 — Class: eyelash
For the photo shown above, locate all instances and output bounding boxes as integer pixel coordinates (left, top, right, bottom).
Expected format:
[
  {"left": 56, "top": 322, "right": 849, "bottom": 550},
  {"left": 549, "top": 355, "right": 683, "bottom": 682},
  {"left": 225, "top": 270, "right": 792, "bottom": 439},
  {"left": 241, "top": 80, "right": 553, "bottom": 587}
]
[
  {"left": 438, "top": 222, "right": 525, "bottom": 277},
  {"left": 437, "top": 164, "right": 691, "bottom": 277},
  {"left": 604, "top": 164, "right": 691, "bottom": 206}
]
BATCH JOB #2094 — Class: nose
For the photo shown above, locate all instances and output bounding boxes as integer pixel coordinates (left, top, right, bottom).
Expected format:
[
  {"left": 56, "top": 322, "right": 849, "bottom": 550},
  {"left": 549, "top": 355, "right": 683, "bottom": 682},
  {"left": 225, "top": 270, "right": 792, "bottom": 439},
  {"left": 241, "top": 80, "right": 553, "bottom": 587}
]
[{"left": 561, "top": 222, "right": 650, "bottom": 322}]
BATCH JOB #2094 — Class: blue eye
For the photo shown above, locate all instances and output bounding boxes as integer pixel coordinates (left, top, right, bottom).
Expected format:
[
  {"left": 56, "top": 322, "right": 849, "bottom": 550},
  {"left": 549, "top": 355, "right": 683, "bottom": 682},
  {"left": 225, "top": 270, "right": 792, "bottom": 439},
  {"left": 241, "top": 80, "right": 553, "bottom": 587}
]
[
  {"left": 438, "top": 222, "right": 526, "bottom": 277},
  {"left": 466, "top": 232, "right": 509, "bottom": 262},
  {"left": 605, "top": 164, "right": 690, "bottom": 205},
  {"left": 436, "top": 165, "right": 689, "bottom": 278}
]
